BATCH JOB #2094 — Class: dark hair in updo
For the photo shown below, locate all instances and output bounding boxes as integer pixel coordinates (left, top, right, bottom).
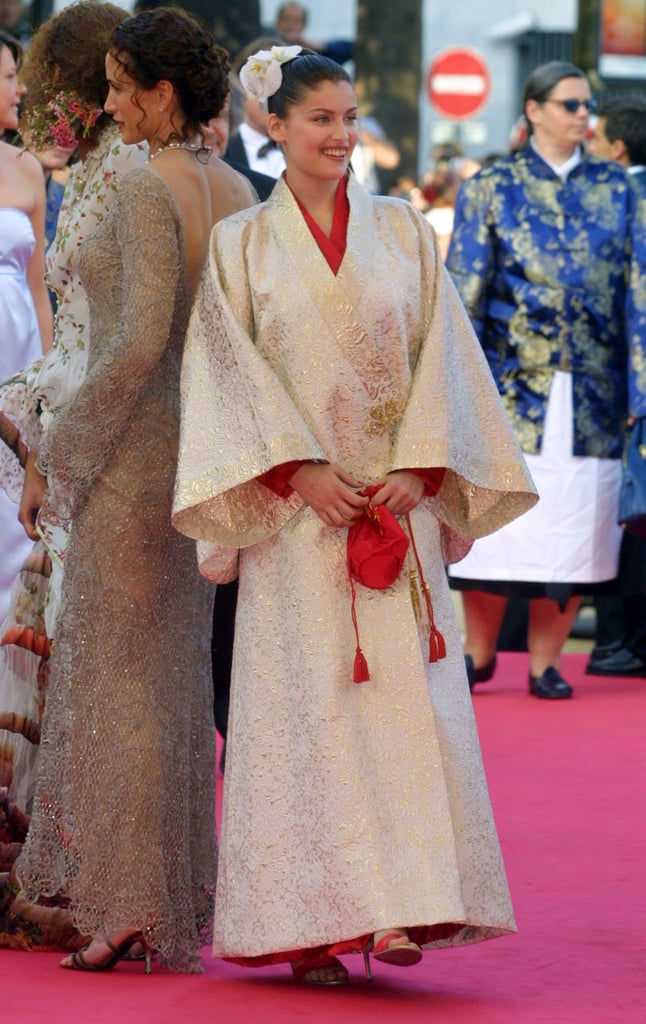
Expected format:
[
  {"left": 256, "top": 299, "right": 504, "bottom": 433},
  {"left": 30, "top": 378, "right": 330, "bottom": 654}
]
[
  {"left": 267, "top": 50, "right": 352, "bottom": 119},
  {"left": 110, "top": 7, "right": 230, "bottom": 137},
  {"left": 522, "top": 60, "right": 587, "bottom": 135}
]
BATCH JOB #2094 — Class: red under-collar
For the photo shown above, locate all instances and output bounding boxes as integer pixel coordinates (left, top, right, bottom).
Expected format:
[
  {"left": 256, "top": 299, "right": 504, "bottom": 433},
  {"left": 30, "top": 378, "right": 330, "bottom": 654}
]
[{"left": 286, "top": 174, "right": 349, "bottom": 275}]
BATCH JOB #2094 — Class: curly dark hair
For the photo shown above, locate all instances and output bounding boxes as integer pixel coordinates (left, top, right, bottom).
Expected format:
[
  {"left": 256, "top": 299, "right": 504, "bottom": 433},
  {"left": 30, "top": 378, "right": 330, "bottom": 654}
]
[
  {"left": 109, "top": 7, "right": 230, "bottom": 139},
  {"left": 20, "top": 1, "right": 128, "bottom": 140}
]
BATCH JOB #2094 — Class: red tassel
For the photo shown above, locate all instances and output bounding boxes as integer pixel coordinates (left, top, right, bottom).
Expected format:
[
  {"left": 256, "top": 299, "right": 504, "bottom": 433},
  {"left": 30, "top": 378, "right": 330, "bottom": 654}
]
[
  {"left": 348, "top": 546, "right": 371, "bottom": 682},
  {"left": 428, "top": 628, "right": 447, "bottom": 663},
  {"left": 406, "top": 512, "right": 447, "bottom": 666},
  {"left": 353, "top": 646, "right": 370, "bottom": 683}
]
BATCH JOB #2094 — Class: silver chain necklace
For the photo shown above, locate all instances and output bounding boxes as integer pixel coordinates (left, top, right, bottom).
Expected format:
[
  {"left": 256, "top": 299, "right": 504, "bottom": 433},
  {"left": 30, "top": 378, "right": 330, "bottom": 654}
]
[{"left": 148, "top": 141, "right": 211, "bottom": 162}]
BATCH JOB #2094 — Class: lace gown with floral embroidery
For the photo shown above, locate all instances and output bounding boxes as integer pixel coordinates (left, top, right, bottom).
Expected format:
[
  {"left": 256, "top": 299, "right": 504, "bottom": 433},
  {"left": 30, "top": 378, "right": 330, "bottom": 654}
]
[{"left": 0, "top": 128, "right": 145, "bottom": 951}]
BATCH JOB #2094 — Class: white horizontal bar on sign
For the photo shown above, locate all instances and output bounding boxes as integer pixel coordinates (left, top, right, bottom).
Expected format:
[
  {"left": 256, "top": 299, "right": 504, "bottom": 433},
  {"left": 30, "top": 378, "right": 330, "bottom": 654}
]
[
  {"left": 598, "top": 54, "right": 646, "bottom": 79},
  {"left": 431, "top": 74, "right": 487, "bottom": 95}
]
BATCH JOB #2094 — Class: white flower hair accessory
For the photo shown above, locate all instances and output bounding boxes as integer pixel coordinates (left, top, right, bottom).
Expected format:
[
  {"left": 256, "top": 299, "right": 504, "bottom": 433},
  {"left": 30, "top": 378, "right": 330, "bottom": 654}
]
[{"left": 239, "top": 45, "right": 303, "bottom": 102}]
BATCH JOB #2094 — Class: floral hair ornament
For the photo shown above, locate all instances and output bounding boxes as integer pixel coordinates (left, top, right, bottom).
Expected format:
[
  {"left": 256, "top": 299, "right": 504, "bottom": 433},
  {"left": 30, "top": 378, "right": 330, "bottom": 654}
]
[
  {"left": 239, "top": 45, "right": 303, "bottom": 102},
  {"left": 22, "top": 87, "right": 102, "bottom": 151}
]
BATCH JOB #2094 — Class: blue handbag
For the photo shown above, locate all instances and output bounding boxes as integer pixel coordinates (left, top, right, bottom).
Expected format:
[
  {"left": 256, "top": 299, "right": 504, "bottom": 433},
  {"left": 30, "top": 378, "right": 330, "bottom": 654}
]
[{"left": 618, "top": 418, "right": 646, "bottom": 538}]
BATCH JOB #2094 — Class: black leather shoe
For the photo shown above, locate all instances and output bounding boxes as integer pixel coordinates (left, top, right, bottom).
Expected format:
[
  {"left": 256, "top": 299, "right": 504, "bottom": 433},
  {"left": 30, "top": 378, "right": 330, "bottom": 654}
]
[
  {"left": 528, "top": 666, "right": 573, "bottom": 699},
  {"left": 585, "top": 647, "right": 646, "bottom": 677},
  {"left": 465, "top": 654, "right": 497, "bottom": 692},
  {"left": 584, "top": 641, "right": 622, "bottom": 674}
]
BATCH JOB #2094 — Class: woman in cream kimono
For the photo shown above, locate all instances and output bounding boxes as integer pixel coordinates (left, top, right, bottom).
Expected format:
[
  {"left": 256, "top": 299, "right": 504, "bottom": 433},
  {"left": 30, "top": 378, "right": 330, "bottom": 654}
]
[{"left": 173, "top": 49, "right": 537, "bottom": 987}]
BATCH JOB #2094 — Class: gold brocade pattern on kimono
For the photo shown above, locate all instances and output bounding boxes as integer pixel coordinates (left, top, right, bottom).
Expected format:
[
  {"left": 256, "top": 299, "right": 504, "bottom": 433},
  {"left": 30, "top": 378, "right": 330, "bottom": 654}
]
[{"left": 171, "top": 177, "right": 538, "bottom": 963}]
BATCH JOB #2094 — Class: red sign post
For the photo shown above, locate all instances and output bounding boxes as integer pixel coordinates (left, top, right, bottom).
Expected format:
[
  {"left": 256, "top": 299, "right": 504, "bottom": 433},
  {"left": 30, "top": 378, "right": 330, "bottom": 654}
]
[{"left": 426, "top": 47, "right": 491, "bottom": 120}]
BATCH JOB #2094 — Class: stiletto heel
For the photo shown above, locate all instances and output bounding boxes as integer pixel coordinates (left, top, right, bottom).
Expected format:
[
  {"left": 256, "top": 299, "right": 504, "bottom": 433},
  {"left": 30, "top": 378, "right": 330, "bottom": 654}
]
[
  {"left": 362, "top": 946, "right": 373, "bottom": 982},
  {"left": 60, "top": 930, "right": 154, "bottom": 972},
  {"left": 140, "top": 925, "right": 156, "bottom": 975}
]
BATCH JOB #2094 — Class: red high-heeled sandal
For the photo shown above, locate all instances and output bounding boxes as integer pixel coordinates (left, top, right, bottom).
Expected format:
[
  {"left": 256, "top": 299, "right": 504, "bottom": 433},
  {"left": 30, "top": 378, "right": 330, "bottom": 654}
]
[{"left": 372, "top": 929, "right": 422, "bottom": 967}]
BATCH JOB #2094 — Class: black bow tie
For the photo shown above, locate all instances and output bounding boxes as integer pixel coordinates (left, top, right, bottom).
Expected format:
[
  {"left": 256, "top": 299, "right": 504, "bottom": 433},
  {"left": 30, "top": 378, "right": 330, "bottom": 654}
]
[{"left": 257, "top": 139, "right": 279, "bottom": 158}]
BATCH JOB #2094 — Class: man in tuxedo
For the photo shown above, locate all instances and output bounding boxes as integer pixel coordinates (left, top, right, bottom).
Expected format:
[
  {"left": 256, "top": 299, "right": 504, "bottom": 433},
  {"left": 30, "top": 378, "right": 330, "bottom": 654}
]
[{"left": 224, "top": 39, "right": 287, "bottom": 191}]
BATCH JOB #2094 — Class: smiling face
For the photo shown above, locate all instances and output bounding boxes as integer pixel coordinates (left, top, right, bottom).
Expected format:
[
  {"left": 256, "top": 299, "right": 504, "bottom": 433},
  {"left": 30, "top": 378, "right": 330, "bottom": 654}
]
[
  {"left": 268, "top": 78, "right": 358, "bottom": 188},
  {"left": 0, "top": 41, "right": 24, "bottom": 132},
  {"left": 526, "top": 75, "right": 592, "bottom": 155}
]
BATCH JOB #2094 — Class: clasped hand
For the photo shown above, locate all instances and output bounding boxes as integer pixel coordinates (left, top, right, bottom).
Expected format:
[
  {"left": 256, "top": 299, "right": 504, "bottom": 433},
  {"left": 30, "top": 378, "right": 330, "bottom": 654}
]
[
  {"left": 18, "top": 449, "right": 47, "bottom": 541},
  {"left": 289, "top": 463, "right": 424, "bottom": 528}
]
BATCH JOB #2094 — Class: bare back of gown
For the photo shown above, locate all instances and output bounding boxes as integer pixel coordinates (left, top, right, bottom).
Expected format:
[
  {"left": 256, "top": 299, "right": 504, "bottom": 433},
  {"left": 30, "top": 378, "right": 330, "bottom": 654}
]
[{"left": 17, "top": 168, "right": 216, "bottom": 972}]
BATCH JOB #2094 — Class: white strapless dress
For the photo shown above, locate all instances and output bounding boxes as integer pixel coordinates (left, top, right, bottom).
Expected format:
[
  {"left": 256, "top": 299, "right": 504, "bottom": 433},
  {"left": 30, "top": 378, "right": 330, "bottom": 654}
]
[{"left": 0, "top": 209, "right": 43, "bottom": 621}]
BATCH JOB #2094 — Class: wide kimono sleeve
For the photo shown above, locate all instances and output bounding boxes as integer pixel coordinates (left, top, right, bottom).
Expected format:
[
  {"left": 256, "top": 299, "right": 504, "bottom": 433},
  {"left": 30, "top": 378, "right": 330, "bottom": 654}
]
[
  {"left": 172, "top": 213, "right": 328, "bottom": 549},
  {"left": 38, "top": 170, "right": 182, "bottom": 526},
  {"left": 390, "top": 206, "right": 537, "bottom": 543}
]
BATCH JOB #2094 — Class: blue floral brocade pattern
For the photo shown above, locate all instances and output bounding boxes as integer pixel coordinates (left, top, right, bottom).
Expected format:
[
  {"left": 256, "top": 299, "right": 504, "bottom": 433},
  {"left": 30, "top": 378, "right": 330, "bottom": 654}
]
[{"left": 447, "top": 146, "right": 646, "bottom": 457}]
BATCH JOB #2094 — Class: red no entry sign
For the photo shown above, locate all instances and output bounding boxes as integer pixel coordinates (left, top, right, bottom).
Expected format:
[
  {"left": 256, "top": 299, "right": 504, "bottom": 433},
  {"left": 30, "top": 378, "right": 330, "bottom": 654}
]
[{"left": 427, "top": 47, "right": 491, "bottom": 120}]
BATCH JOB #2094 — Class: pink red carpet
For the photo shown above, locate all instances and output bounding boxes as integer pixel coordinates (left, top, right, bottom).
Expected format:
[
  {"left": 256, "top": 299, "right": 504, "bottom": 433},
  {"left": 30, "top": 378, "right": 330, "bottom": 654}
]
[{"left": 3, "top": 652, "right": 645, "bottom": 1023}]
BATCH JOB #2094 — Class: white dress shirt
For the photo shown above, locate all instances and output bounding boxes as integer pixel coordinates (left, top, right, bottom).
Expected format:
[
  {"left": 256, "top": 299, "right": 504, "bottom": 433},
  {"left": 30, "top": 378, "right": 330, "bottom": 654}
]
[{"left": 238, "top": 123, "right": 286, "bottom": 178}]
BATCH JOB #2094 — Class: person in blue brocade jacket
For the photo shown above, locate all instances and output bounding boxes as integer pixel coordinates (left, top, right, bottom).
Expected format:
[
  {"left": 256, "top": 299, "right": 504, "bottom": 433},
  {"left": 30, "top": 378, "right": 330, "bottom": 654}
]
[{"left": 446, "top": 61, "right": 646, "bottom": 700}]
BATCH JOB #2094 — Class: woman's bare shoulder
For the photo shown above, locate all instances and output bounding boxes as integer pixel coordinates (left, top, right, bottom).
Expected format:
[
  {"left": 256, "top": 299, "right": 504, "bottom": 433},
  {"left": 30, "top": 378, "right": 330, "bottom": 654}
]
[
  {"left": 0, "top": 140, "right": 40, "bottom": 175},
  {"left": 0, "top": 143, "right": 45, "bottom": 211},
  {"left": 206, "top": 157, "right": 257, "bottom": 222}
]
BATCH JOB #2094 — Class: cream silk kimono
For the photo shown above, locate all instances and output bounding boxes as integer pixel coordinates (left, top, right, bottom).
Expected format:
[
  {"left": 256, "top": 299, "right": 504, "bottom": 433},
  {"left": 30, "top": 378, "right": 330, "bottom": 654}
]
[{"left": 173, "top": 176, "right": 537, "bottom": 964}]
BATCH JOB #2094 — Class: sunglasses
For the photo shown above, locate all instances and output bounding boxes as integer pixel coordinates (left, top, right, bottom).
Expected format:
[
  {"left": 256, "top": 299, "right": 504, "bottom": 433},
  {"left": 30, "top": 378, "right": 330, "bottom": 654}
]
[{"left": 544, "top": 98, "right": 597, "bottom": 114}]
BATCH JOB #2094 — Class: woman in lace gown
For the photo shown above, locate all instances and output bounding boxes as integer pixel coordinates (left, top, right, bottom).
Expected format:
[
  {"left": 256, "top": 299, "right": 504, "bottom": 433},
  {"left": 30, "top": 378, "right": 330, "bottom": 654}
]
[
  {"left": 0, "top": 30, "right": 52, "bottom": 622},
  {"left": 0, "top": 2, "right": 147, "bottom": 953},
  {"left": 16, "top": 9, "right": 249, "bottom": 972},
  {"left": 173, "top": 50, "right": 537, "bottom": 986}
]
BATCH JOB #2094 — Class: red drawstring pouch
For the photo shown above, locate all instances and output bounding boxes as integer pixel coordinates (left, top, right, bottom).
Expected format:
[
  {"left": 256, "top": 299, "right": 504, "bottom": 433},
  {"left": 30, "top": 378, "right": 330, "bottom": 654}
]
[
  {"left": 347, "top": 485, "right": 408, "bottom": 683},
  {"left": 346, "top": 484, "right": 446, "bottom": 683},
  {"left": 347, "top": 485, "right": 410, "bottom": 590}
]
